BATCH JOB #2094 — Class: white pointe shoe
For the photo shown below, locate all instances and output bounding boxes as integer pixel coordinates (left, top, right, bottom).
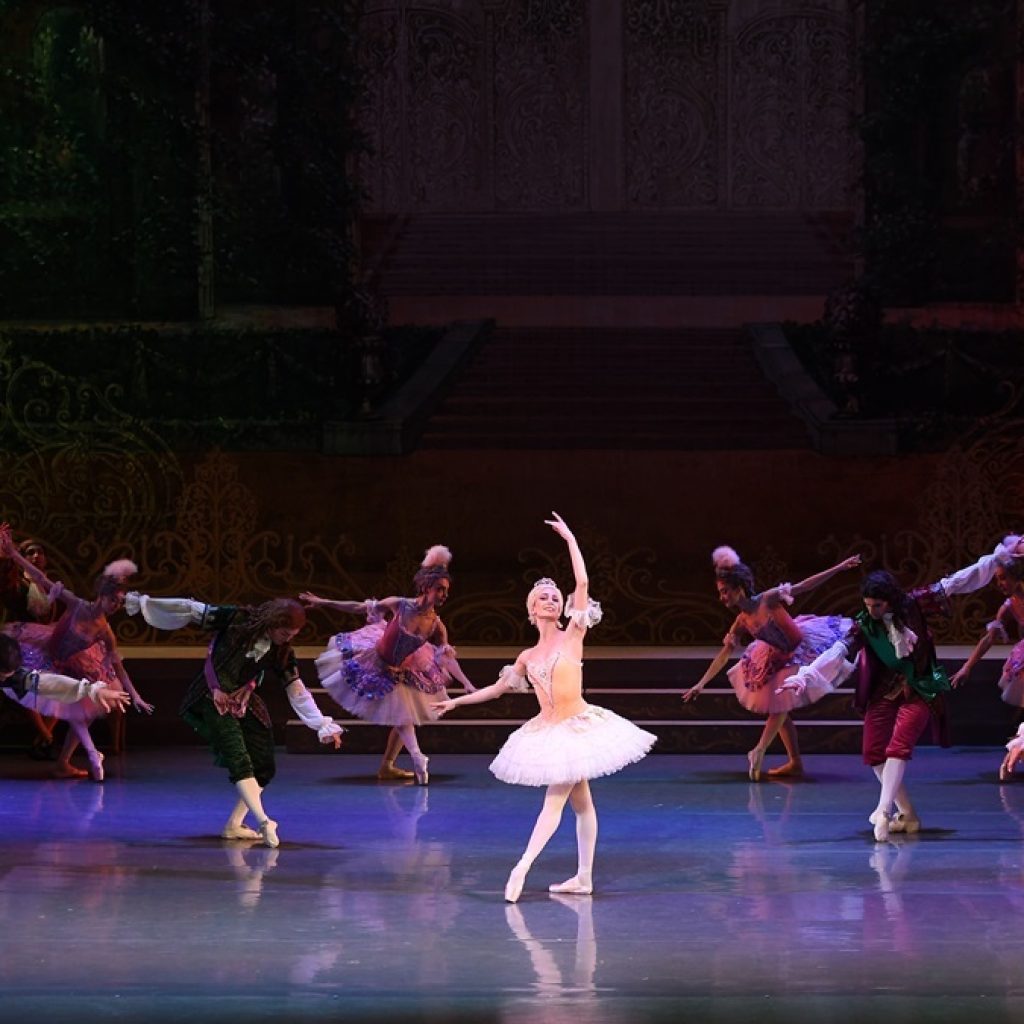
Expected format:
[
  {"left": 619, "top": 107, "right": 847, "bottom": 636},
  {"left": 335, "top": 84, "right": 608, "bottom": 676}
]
[
  {"left": 87, "top": 751, "right": 105, "bottom": 783},
  {"left": 747, "top": 748, "right": 765, "bottom": 782},
  {"left": 869, "top": 810, "right": 891, "bottom": 842},
  {"left": 222, "top": 824, "right": 262, "bottom": 841},
  {"left": 504, "top": 863, "right": 528, "bottom": 903},
  {"left": 548, "top": 876, "right": 593, "bottom": 896},
  {"left": 412, "top": 754, "right": 429, "bottom": 786},
  {"left": 259, "top": 818, "right": 280, "bottom": 849}
]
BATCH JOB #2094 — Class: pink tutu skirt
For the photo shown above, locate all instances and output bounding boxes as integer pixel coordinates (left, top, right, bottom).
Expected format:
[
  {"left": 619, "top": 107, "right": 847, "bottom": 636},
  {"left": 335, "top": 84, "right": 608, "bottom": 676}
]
[
  {"left": 489, "top": 704, "right": 656, "bottom": 787},
  {"left": 3, "top": 622, "right": 116, "bottom": 724},
  {"left": 315, "top": 621, "right": 449, "bottom": 727},
  {"left": 727, "top": 614, "right": 853, "bottom": 716},
  {"left": 998, "top": 640, "right": 1024, "bottom": 707}
]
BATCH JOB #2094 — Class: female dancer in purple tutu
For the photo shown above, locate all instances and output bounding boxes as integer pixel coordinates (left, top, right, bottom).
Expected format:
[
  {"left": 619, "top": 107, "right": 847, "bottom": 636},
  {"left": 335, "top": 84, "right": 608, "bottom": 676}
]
[
  {"left": 0, "top": 525, "right": 152, "bottom": 781},
  {"left": 433, "top": 513, "right": 655, "bottom": 902},
  {"left": 683, "top": 546, "right": 860, "bottom": 780},
  {"left": 301, "top": 545, "right": 476, "bottom": 785},
  {"left": 950, "top": 555, "right": 1024, "bottom": 779}
]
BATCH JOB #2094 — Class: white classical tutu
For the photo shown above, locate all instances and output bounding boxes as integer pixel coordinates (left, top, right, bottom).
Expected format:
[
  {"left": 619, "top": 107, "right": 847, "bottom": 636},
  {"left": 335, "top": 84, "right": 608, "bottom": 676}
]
[
  {"left": 489, "top": 703, "right": 656, "bottom": 787},
  {"left": 727, "top": 613, "right": 852, "bottom": 716}
]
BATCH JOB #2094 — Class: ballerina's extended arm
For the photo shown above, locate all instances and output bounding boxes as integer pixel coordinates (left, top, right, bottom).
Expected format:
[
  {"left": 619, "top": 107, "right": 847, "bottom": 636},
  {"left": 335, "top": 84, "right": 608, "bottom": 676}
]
[
  {"left": 682, "top": 642, "right": 734, "bottom": 702},
  {"left": 431, "top": 662, "right": 526, "bottom": 716},
  {"left": 760, "top": 554, "right": 862, "bottom": 604}
]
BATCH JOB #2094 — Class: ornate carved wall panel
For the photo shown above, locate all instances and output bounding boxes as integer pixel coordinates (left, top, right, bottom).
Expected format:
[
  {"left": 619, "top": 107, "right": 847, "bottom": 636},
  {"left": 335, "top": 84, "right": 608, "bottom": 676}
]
[
  {"left": 357, "top": 1, "right": 856, "bottom": 214},
  {"left": 730, "top": 9, "right": 852, "bottom": 208},
  {"left": 492, "top": 0, "right": 587, "bottom": 208},
  {"left": 359, "top": 3, "right": 489, "bottom": 211},
  {"left": 624, "top": 1, "right": 727, "bottom": 208}
]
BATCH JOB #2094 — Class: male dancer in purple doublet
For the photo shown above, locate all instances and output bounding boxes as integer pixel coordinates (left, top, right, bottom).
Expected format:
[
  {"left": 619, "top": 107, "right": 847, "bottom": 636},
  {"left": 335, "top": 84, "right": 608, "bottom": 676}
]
[
  {"left": 301, "top": 544, "right": 476, "bottom": 785},
  {"left": 781, "top": 534, "right": 1024, "bottom": 840},
  {"left": 125, "top": 592, "right": 343, "bottom": 847}
]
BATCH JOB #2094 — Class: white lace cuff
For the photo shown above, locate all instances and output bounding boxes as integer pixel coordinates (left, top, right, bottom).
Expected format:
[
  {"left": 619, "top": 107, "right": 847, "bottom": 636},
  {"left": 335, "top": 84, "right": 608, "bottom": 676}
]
[
  {"left": 564, "top": 595, "right": 603, "bottom": 629},
  {"left": 783, "top": 640, "right": 855, "bottom": 695},
  {"left": 498, "top": 664, "right": 529, "bottom": 693},
  {"left": 365, "top": 598, "right": 385, "bottom": 625},
  {"left": 125, "top": 593, "right": 206, "bottom": 630},
  {"left": 286, "top": 680, "right": 345, "bottom": 739},
  {"left": 776, "top": 583, "right": 794, "bottom": 606}
]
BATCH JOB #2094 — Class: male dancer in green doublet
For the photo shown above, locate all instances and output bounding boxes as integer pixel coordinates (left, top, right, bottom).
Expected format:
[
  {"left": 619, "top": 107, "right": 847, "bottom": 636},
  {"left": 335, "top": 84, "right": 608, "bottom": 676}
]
[
  {"left": 782, "top": 534, "right": 1024, "bottom": 841},
  {"left": 126, "top": 593, "right": 343, "bottom": 847}
]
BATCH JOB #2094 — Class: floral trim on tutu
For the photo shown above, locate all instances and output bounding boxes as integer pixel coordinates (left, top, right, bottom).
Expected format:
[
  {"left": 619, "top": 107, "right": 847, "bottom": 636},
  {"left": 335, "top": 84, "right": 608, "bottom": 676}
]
[
  {"left": 728, "top": 613, "right": 852, "bottom": 716},
  {"left": 315, "top": 620, "right": 450, "bottom": 727}
]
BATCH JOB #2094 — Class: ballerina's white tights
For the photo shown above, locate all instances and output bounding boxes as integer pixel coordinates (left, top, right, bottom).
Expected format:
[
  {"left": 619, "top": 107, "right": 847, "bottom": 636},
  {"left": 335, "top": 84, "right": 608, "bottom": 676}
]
[{"left": 505, "top": 780, "right": 597, "bottom": 902}]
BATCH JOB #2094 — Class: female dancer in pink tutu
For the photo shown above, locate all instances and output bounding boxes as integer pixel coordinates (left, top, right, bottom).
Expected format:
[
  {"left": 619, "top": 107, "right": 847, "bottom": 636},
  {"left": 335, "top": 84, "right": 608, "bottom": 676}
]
[
  {"left": 683, "top": 546, "right": 860, "bottom": 780},
  {"left": 0, "top": 525, "right": 153, "bottom": 780},
  {"left": 301, "top": 545, "right": 475, "bottom": 785},
  {"left": 950, "top": 555, "right": 1024, "bottom": 779},
  {"left": 433, "top": 513, "right": 656, "bottom": 902}
]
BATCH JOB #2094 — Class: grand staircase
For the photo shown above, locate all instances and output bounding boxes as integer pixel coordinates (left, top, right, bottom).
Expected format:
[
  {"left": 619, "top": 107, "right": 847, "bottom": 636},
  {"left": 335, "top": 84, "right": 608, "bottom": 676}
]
[{"left": 418, "top": 326, "right": 811, "bottom": 450}]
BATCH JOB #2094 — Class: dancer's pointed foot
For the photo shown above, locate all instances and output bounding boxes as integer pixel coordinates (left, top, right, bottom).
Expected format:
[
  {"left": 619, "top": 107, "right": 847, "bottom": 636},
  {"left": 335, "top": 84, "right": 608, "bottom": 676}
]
[
  {"left": 87, "top": 751, "right": 104, "bottom": 782},
  {"left": 504, "top": 862, "right": 528, "bottom": 903},
  {"left": 412, "top": 753, "right": 429, "bottom": 786},
  {"left": 767, "top": 758, "right": 804, "bottom": 778},
  {"left": 747, "top": 748, "right": 765, "bottom": 782},
  {"left": 1000, "top": 755, "right": 1014, "bottom": 782},
  {"left": 53, "top": 762, "right": 88, "bottom": 779},
  {"left": 377, "top": 762, "right": 415, "bottom": 781},
  {"left": 548, "top": 875, "right": 593, "bottom": 896},
  {"left": 259, "top": 818, "right": 280, "bottom": 849},
  {"left": 869, "top": 809, "right": 891, "bottom": 842},
  {"left": 888, "top": 812, "right": 921, "bottom": 835},
  {"left": 222, "top": 824, "right": 262, "bottom": 841}
]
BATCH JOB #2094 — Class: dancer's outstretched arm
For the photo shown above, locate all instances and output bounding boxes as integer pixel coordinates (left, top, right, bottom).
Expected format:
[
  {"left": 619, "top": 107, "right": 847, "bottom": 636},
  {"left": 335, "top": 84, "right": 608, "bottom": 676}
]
[
  {"left": 432, "top": 661, "right": 526, "bottom": 715},
  {"left": 299, "top": 591, "right": 387, "bottom": 616},
  {"left": 682, "top": 643, "right": 733, "bottom": 702},
  {"left": 762, "top": 554, "right": 861, "bottom": 603},
  {"left": 0, "top": 524, "right": 67, "bottom": 599},
  {"left": 546, "top": 511, "right": 588, "bottom": 619},
  {"left": 950, "top": 608, "right": 1011, "bottom": 688}
]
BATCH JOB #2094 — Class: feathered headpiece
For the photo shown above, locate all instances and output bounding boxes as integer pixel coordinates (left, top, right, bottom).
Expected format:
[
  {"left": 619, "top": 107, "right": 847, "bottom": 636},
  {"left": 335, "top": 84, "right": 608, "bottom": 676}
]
[
  {"left": 95, "top": 558, "right": 138, "bottom": 597},
  {"left": 420, "top": 544, "right": 452, "bottom": 569},
  {"left": 413, "top": 545, "right": 453, "bottom": 593},
  {"left": 711, "top": 545, "right": 741, "bottom": 570},
  {"left": 103, "top": 559, "right": 138, "bottom": 582}
]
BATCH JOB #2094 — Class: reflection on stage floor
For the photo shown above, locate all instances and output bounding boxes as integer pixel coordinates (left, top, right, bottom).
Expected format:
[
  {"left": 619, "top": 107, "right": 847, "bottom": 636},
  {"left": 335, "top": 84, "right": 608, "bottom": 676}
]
[{"left": 2, "top": 748, "right": 1024, "bottom": 1023}]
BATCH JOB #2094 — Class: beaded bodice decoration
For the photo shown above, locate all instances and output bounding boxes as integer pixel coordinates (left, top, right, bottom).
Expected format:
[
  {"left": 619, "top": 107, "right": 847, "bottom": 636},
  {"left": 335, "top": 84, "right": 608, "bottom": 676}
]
[
  {"left": 525, "top": 648, "right": 583, "bottom": 709},
  {"left": 752, "top": 617, "right": 801, "bottom": 655}
]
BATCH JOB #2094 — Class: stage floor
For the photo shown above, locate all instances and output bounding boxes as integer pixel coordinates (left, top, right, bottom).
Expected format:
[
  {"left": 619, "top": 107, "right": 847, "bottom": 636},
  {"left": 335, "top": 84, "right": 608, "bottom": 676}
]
[{"left": 3, "top": 747, "right": 1024, "bottom": 1023}]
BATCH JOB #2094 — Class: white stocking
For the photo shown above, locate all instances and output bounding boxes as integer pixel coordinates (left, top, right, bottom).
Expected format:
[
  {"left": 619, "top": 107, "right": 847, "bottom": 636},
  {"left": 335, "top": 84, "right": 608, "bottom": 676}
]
[
  {"left": 872, "top": 761, "right": 913, "bottom": 817},
  {"left": 235, "top": 776, "right": 270, "bottom": 825},
  {"left": 505, "top": 783, "right": 574, "bottom": 901},
  {"left": 874, "top": 757, "right": 909, "bottom": 817},
  {"left": 566, "top": 781, "right": 597, "bottom": 887}
]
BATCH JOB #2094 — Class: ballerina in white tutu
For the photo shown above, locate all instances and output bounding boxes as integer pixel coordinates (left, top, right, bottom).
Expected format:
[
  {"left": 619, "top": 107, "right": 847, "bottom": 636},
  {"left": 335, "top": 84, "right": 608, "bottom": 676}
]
[{"left": 433, "top": 513, "right": 655, "bottom": 902}]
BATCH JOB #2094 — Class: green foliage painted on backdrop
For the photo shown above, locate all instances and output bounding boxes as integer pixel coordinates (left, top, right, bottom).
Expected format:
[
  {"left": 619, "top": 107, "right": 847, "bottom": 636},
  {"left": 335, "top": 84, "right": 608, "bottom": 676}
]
[
  {"left": 858, "top": 0, "right": 1016, "bottom": 304},
  {"left": 0, "top": 0, "right": 365, "bottom": 319}
]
